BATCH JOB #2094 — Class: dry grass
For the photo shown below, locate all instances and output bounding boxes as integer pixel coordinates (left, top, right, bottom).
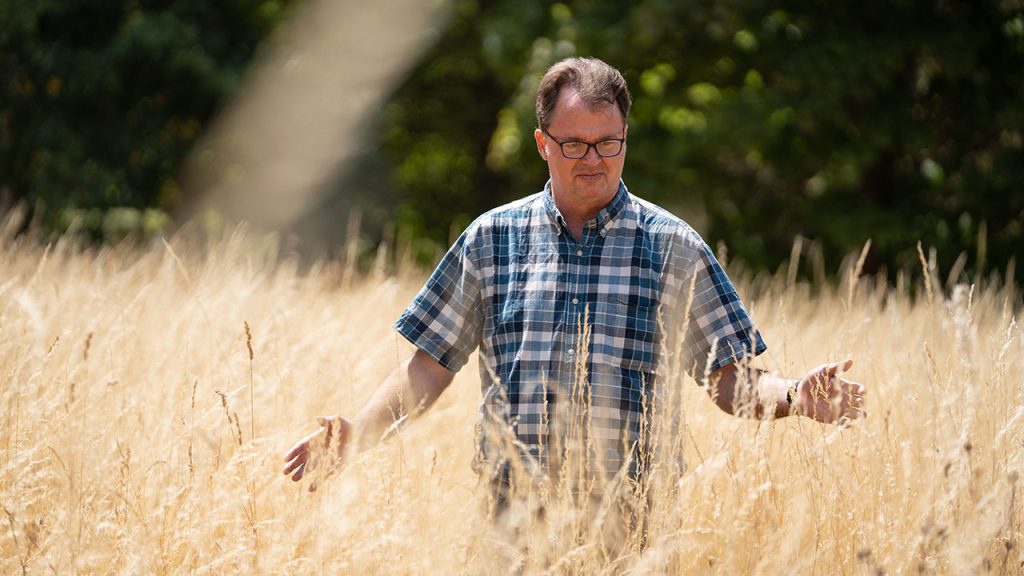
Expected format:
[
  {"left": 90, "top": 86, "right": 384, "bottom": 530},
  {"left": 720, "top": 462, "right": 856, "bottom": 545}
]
[{"left": 1, "top": 221, "right": 1021, "bottom": 575}]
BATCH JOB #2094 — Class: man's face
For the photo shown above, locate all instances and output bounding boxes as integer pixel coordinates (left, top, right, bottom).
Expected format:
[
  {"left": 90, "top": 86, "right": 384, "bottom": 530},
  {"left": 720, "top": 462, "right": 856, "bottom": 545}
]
[{"left": 534, "top": 87, "right": 627, "bottom": 216}]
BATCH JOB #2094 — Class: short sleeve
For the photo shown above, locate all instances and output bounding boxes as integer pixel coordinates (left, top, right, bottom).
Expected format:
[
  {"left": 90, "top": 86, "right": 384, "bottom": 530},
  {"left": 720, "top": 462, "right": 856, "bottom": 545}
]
[
  {"left": 395, "top": 228, "right": 483, "bottom": 372},
  {"left": 679, "top": 241, "right": 767, "bottom": 375}
]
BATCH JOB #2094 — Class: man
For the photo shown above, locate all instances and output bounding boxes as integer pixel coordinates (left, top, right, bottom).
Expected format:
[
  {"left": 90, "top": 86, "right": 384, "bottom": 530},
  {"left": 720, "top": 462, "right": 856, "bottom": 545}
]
[{"left": 283, "top": 57, "right": 866, "bottom": 500}]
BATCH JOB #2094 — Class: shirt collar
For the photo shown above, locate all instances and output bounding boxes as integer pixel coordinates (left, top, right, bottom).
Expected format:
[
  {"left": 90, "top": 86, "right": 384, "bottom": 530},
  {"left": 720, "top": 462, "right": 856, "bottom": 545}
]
[{"left": 542, "top": 180, "right": 629, "bottom": 236}]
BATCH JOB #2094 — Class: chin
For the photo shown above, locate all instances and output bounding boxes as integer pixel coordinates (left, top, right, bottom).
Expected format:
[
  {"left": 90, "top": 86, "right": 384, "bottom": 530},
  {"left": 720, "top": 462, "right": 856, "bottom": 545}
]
[{"left": 580, "top": 182, "right": 612, "bottom": 197}]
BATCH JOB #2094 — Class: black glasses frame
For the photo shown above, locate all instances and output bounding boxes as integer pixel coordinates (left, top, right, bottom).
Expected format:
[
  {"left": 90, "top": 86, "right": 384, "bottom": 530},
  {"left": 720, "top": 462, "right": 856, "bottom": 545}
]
[{"left": 542, "top": 129, "right": 626, "bottom": 159}]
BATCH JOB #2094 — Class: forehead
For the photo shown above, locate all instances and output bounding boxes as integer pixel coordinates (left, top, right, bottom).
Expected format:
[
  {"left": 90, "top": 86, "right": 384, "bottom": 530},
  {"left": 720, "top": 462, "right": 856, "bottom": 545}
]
[{"left": 548, "top": 87, "right": 624, "bottom": 138}]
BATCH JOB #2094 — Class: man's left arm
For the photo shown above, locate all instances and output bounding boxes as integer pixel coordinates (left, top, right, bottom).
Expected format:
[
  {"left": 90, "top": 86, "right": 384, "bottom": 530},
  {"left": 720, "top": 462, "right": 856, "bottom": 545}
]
[{"left": 707, "top": 359, "right": 867, "bottom": 424}]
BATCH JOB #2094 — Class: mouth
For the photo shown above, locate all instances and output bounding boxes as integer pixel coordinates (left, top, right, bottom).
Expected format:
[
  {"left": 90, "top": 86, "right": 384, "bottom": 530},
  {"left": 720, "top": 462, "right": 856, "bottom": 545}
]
[{"left": 574, "top": 172, "right": 604, "bottom": 182}]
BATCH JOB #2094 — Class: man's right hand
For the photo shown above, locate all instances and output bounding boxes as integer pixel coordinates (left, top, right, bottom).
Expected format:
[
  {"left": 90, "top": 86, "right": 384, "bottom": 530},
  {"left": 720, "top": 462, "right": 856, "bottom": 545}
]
[
  {"left": 281, "top": 350, "right": 454, "bottom": 492},
  {"left": 282, "top": 415, "right": 351, "bottom": 492}
]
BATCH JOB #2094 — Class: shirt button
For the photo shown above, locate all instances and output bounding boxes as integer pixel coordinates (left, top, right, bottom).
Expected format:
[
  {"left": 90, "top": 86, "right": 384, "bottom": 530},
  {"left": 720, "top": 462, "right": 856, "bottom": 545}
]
[
  {"left": 567, "top": 349, "right": 575, "bottom": 356},
  {"left": 571, "top": 298, "right": 579, "bottom": 305},
  {"left": 576, "top": 250, "right": 583, "bottom": 257}
]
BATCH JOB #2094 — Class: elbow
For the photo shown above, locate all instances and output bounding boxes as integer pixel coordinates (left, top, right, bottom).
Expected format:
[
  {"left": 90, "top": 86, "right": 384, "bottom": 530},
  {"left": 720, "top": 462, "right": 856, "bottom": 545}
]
[{"left": 705, "top": 363, "right": 739, "bottom": 416}]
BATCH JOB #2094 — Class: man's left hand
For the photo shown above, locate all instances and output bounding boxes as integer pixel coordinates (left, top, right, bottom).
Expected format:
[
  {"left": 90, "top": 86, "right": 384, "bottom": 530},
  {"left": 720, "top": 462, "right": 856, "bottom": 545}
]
[{"left": 794, "top": 359, "right": 867, "bottom": 424}]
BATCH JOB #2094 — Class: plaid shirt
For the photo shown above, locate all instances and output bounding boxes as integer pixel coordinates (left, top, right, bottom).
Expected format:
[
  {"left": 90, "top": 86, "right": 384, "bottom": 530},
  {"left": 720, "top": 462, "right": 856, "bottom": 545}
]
[{"left": 396, "top": 181, "right": 765, "bottom": 480}]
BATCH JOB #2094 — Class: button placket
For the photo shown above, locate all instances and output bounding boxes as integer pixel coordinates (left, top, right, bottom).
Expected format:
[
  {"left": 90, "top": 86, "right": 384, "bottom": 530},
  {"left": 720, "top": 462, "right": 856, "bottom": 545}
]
[
  {"left": 567, "top": 239, "right": 588, "bottom": 361},
  {"left": 572, "top": 244, "right": 585, "bottom": 310}
]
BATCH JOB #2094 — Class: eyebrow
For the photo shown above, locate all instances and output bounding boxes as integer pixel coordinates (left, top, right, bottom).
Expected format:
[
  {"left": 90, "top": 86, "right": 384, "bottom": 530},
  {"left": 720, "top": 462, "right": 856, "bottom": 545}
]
[{"left": 549, "top": 129, "right": 624, "bottom": 142}]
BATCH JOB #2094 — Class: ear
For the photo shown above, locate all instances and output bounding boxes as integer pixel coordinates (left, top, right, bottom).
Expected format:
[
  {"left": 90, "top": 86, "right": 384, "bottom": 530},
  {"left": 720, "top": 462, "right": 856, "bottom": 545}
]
[{"left": 534, "top": 129, "right": 548, "bottom": 160}]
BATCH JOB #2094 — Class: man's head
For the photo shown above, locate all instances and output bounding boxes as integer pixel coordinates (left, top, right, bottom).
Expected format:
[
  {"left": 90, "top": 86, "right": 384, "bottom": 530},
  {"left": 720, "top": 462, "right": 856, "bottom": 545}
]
[
  {"left": 534, "top": 58, "right": 632, "bottom": 222},
  {"left": 535, "top": 57, "right": 632, "bottom": 133}
]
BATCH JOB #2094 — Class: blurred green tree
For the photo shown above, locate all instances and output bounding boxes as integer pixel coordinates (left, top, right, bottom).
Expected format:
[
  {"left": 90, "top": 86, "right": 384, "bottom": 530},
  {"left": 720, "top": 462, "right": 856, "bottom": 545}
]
[
  {"left": 382, "top": 0, "right": 1024, "bottom": 282},
  {"left": 0, "top": 0, "right": 299, "bottom": 235},
  {"left": 3, "top": 0, "right": 1021, "bottom": 283}
]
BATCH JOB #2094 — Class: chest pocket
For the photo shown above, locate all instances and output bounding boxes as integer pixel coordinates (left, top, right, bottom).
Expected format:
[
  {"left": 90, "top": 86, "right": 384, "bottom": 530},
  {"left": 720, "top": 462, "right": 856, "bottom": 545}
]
[
  {"left": 491, "top": 249, "right": 562, "bottom": 354},
  {"left": 589, "top": 296, "right": 658, "bottom": 375},
  {"left": 509, "top": 241, "right": 562, "bottom": 299}
]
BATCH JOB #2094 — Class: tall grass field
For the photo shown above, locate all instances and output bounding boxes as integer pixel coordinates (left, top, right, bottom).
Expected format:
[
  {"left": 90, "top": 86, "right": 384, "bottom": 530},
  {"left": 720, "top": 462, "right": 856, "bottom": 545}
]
[{"left": 1, "top": 222, "right": 1021, "bottom": 575}]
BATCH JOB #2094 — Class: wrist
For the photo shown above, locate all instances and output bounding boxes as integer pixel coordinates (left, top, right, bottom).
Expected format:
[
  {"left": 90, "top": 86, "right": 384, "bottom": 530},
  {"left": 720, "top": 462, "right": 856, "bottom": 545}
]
[{"left": 786, "top": 379, "right": 801, "bottom": 417}]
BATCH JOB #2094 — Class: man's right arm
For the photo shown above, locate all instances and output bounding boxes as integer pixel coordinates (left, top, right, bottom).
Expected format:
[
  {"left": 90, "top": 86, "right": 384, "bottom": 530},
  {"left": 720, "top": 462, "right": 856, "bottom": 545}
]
[
  {"left": 282, "top": 348, "right": 455, "bottom": 490},
  {"left": 352, "top": 348, "right": 456, "bottom": 447}
]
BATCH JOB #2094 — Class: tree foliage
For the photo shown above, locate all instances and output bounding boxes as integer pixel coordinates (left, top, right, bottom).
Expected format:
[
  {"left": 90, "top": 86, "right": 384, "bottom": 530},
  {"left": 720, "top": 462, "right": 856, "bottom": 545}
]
[
  {"left": 0, "top": 0, "right": 298, "bottom": 234},
  {"left": 382, "top": 0, "right": 1024, "bottom": 281},
  {"left": 3, "top": 0, "right": 1022, "bottom": 281}
]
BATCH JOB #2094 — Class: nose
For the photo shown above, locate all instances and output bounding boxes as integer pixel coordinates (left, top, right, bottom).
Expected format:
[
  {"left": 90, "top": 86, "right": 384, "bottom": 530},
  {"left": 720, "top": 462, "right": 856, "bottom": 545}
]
[{"left": 580, "top": 144, "right": 602, "bottom": 163}]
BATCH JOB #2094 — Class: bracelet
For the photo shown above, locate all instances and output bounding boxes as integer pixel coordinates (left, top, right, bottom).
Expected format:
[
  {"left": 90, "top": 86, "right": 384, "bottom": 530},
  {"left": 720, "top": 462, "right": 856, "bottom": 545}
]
[{"left": 786, "top": 381, "right": 799, "bottom": 410}]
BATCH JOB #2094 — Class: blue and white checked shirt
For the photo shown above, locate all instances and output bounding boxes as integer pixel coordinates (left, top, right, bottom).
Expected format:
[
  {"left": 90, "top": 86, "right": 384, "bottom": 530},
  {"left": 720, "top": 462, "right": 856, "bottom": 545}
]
[{"left": 396, "top": 181, "right": 765, "bottom": 480}]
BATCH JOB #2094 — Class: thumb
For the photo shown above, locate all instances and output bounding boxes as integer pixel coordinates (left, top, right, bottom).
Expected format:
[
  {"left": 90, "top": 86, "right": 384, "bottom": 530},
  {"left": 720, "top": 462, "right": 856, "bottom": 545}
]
[
  {"left": 315, "top": 416, "right": 338, "bottom": 447},
  {"left": 822, "top": 358, "right": 854, "bottom": 377},
  {"left": 315, "top": 416, "right": 351, "bottom": 448}
]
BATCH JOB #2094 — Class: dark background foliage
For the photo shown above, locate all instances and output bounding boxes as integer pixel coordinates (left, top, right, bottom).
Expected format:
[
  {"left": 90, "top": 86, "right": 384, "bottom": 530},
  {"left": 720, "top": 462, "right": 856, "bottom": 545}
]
[
  {"left": 0, "top": 0, "right": 298, "bottom": 234},
  {"left": 3, "top": 0, "right": 1022, "bottom": 282}
]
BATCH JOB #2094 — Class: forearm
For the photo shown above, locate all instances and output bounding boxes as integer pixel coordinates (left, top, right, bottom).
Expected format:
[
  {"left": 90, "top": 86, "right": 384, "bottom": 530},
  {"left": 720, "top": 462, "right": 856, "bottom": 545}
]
[
  {"left": 351, "top": 349, "right": 454, "bottom": 449},
  {"left": 707, "top": 364, "right": 798, "bottom": 419},
  {"left": 755, "top": 371, "right": 799, "bottom": 419}
]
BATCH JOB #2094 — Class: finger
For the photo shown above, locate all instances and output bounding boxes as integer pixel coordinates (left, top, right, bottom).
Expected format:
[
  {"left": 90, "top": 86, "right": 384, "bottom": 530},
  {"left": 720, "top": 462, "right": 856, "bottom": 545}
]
[
  {"left": 847, "top": 385, "right": 864, "bottom": 403},
  {"left": 839, "top": 409, "right": 866, "bottom": 425},
  {"left": 837, "top": 407, "right": 868, "bottom": 427},
  {"left": 283, "top": 453, "right": 306, "bottom": 476},
  {"left": 317, "top": 415, "right": 337, "bottom": 432},
  {"left": 283, "top": 450, "right": 303, "bottom": 473},
  {"left": 288, "top": 462, "right": 306, "bottom": 482},
  {"left": 844, "top": 399, "right": 868, "bottom": 418},
  {"left": 845, "top": 381, "right": 866, "bottom": 396},
  {"left": 845, "top": 382, "right": 866, "bottom": 405},
  {"left": 842, "top": 402, "right": 864, "bottom": 417},
  {"left": 284, "top": 440, "right": 309, "bottom": 463},
  {"left": 822, "top": 358, "right": 854, "bottom": 378},
  {"left": 844, "top": 383, "right": 865, "bottom": 401}
]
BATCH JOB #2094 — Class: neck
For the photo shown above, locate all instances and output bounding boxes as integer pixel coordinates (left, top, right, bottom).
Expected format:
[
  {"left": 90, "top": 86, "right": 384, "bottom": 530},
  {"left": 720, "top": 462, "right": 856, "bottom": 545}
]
[
  {"left": 551, "top": 186, "right": 618, "bottom": 240},
  {"left": 553, "top": 200, "right": 599, "bottom": 240}
]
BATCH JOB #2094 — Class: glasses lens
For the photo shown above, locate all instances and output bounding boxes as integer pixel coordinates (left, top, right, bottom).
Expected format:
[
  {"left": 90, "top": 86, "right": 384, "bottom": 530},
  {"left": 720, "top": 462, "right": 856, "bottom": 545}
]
[
  {"left": 561, "top": 142, "right": 587, "bottom": 158},
  {"left": 595, "top": 140, "right": 622, "bottom": 157}
]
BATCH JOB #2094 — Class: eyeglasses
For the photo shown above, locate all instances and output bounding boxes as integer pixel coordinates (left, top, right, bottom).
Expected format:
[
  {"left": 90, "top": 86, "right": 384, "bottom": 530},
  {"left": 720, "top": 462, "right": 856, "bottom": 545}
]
[{"left": 542, "top": 130, "right": 626, "bottom": 159}]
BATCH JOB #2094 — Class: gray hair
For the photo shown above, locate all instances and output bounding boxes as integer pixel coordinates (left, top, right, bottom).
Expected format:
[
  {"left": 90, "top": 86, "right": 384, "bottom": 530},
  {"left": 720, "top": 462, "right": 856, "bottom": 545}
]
[{"left": 535, "top": 57, "right": 632, "bottom": 130}]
